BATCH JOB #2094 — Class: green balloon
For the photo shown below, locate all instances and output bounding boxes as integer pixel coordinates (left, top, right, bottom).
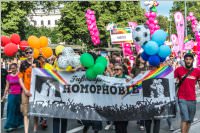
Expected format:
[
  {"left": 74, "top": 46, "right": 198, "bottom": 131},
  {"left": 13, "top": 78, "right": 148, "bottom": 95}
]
[
  {"left": 80, "top": 53, "right": 94, "bottom": 68},
  {"left": 96, "top": 56, "right": 108, "bottom": 67},
  {"left": 86, "top": 67, "right": 97, "bottom": 80},
  {"left": 93, "top": 63, "right": 106, "bottom": 75}
]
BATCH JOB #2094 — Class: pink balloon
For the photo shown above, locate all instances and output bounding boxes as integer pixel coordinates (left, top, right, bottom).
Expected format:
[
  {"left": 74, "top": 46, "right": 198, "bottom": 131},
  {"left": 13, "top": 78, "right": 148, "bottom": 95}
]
[
  {"left": 145, "top": 12, "right": 150, "bottom": 18},
  {"left": 192, "top": 25, "right": 196, "bottom": 29},
  {"left": 149, "top": 17, "right": 154, "bottom": 22},
  {"left": 91, "top": 36, "right": 97, "bottom": 42},
  {"left": 150, "top": 12, "right": 156, "bottom": 18},
  {"left": 149, "top": 24, "right": 155, "bottom": 29},
  {"left": 86, "top": 20, "right": 92, "bottom": 25},
  {"left": 146, "top": 20, "right": 150, "bottom": 25},
  {"left": 186, "top": 16, "right": 191, "bottom": 21},
  {"left": 190, "top": 16, "right": 195, "bottom": 21},
  {"left": 189, "top": 12, "right": 194, "bottom": 17},
  {"left": 153, "top": 20, "right": 158, "bottom": 25},
  {"left": 90, "top": 15, "right": 96, "bottom": 21},
  {"left": 94, "top": 31, "right": 99, "bottom": 37},
  {"left": 90, "top": 30, "right": 95, "bottom": 36},
  {"left": 124, "top": 43, "right": 131, "bottom": 48}
]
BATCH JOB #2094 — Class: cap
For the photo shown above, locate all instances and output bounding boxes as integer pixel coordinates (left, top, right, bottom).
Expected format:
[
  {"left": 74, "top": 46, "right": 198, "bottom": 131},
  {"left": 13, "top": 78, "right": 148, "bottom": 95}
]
[{"left": 184, "top": 53, "right": 194, "bottom": 59}]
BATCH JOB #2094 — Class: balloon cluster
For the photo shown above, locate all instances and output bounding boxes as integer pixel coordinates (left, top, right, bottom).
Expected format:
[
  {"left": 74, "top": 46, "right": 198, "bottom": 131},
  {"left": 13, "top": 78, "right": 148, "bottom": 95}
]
[
  {"left": 145, "top": 12, "right": 160, "bottom": 35},
  {"left": 1, "top": 33, "right": 29, "bottom": 57},
  {"left": 141, "top": 30, "right": 171, "bottom": 66},
  {"left": 28, "top": 35, "right": 53, "bottom": 59},
  {"left": 80, "top": 53, "right": 107, "bottom": 80},
  {"left": 144, "top": 0, "right": 159, "bottom": 12},
  {"left": 187, "top": 12, "right": 198, "bottom": 33},
  {"left": 57, "top": 47, "right": 81, "bottom": 71},
  {"left": 85, "top": 9, "right": 101, "bottom": 46},
  {"left": 121, "top": 43, "right": 134, "bottom": 61},
  {"left": 187, "top": 12, "right": 200, "bottom": 66}
]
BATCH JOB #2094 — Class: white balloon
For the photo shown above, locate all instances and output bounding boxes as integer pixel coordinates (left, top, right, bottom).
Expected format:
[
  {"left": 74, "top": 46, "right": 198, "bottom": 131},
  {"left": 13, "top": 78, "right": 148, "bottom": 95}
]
[
  {"left": 57, "top": 56, "right": 68, "bottom": 69},
  {"left": 62, "top": 47, "right": 75, "bottom": 56},
  {"left": 70, "top": 55, "right": 81, "bottom": 68}
]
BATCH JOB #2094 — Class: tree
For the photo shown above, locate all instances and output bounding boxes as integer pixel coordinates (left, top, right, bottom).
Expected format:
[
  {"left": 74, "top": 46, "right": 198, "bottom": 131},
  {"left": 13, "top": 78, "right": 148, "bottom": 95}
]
[
  {"left": 170, "top": 1, "right": 200, "bottom": 39},
  {"left": 157, "top": 15, "right": 169, "bottom": 32},
  {"left": 58, "top": 1, "right": 145, "bottom": 47}
]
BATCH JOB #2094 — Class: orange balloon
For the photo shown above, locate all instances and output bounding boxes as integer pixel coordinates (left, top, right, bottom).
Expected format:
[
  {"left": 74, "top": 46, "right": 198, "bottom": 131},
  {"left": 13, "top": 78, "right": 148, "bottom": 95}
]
[
  {"left": 41, "top": 47, "right": 53, "bottom": 58},
  {"left": 33, "top": 48, "right": 40, "bottom": 59},
  {"left": 39, "top": 36, "right": 48, "bottom": 48},
  {"left": 28, "top": 36, "right": 40, "bottom": 49}
]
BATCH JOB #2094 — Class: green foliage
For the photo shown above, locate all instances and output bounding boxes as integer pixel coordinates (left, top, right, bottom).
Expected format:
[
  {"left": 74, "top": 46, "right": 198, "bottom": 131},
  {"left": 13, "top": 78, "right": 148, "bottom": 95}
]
[
  {"left": 157, "top": 15, "right": 169, "bottom": 32},
  {"left": 170, "top": 1, "right": 200, "bottom": 39},
  {"left": 58, "top": 1, "right": 145, "bottom": 47}
]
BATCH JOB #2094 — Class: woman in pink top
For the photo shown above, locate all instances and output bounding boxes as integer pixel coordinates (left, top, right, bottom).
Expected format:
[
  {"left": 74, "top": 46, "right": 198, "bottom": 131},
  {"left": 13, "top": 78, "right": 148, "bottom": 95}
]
[{"left": 3, "top": 63, "right": 23, "bottom": 132}]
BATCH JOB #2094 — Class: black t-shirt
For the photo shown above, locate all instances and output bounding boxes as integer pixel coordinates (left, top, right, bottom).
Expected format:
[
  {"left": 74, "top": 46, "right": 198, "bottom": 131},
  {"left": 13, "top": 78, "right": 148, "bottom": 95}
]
[{"left": 1, "top": 68, "right": 8, "bottom": 97}]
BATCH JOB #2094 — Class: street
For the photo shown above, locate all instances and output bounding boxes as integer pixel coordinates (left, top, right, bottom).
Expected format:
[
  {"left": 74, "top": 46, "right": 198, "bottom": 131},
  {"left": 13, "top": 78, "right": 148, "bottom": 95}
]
[{"left": 1, "top": 103, "right": 200, "bottom": 133}]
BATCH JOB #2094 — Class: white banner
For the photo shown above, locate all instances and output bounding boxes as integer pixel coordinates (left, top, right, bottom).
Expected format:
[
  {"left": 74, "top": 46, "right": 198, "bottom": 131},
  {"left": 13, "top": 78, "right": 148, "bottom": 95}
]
[{"left": 29, "top": 66, "right": 176, "bottom": 121}]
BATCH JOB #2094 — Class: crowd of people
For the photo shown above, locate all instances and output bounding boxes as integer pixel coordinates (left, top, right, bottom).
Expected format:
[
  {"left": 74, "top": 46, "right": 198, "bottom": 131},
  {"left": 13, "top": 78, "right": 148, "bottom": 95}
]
[{"left": 1, "top": 46, "right": 200, "bottom": 133}]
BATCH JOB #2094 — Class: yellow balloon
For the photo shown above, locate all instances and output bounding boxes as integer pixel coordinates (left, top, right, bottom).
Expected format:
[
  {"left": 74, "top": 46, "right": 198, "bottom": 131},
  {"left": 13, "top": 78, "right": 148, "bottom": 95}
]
[
  {"left": 66, "top": 66, "right": 72, "bottom": 71},
  {"left": 41, "top": 47, "right": 53, "bottom": 58},
  {"left": 33, "top": 48, "right": 40, "bottom": 59},
  {"left": 55, "top": 45, "right": 65, "bottom": 56},
  {"left": 44, "top": 63, "right": 53, "bottom": 70},
  {"left": 39, "top": 36, "right": 48, "bottom": 48}
]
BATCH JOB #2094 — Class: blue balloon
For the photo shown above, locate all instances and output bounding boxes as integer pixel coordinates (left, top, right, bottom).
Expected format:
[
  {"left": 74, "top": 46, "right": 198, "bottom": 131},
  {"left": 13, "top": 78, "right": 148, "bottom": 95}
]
[
  {"left": 152, "top": 30, "right": 168, "bottom": 46},
  {"left": 148, "top": 55, "right": 160, "bottom": 66},
  {"left": 141, "top": 52, "right": 149, "bottom": 61},
  {"left": 158, "top": 45, "right": 171, "bottom": 58},
  {"left": 160, "top": 57, "right": 166, "bottom": 62},
  {"left": 144, "top": 41, "right": 159, "bottom": 55}
]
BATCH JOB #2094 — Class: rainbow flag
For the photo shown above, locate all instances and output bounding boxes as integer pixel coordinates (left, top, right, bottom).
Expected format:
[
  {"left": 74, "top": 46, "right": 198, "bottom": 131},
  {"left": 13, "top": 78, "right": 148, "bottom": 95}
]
[
  {"left": 123, "top": 65, "right": 173, "bottom": 98},
  {"left": 39, "top": 69, "right": 67, "bottom": 85}
]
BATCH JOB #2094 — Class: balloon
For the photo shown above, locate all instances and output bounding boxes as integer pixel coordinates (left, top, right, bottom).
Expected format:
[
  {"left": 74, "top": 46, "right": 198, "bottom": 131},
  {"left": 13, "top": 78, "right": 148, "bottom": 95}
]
[
  {"left": 153, "top": 20, "right": 158, "bottom": 25},
  {"left": 33, "top": 48, "right": 40, "bottom": 59},
  {"left": 4, "top": 43, "right": 18, "bottom": 57},
  {"left": 133, "top": 25, "right": 150, "bottom": 46},
  {"left": 141, "top": 52, "right": 149, "bottom": 61},
  {"left": 41, "top": 47, "right": 53, "bottom": 58},
  {"left": 28, "top": 36, "right": 40, "bottom": 49},
  {"left": 148, "top": 55, "right": 160, "bottom": 66},
  {"left": 57, "top": 56, "right": 69, "bottom": 69},
  {"left": 44, "top": 63, "right": 53, "bottom": 70},
  {"left": 86, "top": 67, "right": 97, "bottom": 80},
  {"left": 158, "top": 45, "right": 171, "bottom": 58},
  {"left": 70, "top": 55, "right": 81, "bottom": 68},
  {"left": 10, "top": 33, "right": 20, "bottom": 44},
  {"left": 93, "top": 63, "right": 105, "bottom": 75},
  {"left": 1, "top": 36, "right": 11, "bottom": 47},
  {"left": 160, "top": 57, "right": 166, "bottom": 62},
  {"left": 62, "top": 47, "right": 75, "bottom": 56},
  {"left": 150, "top": 12, "right": 156, "bottom": 18},
  {"left": 39, "top": 36, "right": 48, "bottom": 48},
  {"left": 80, "top": 53, "right": 94, "bottom": 68},
  {"left": 189, "top": 12, "right": 194, "bottom": 17},
  {"left": 19, "top": 41, "right": 29, "bottom": 51},
  {"left": 149, "top": 17, "right": 154, "bottom": 23},
  {"left": 152, "top": 30, "right": 168, "bottom": 46},
  {"left": 145, "top": 12, "right": 150, "bottom": 18},
  {"left": 55, "top": 45, "right": 65, "bottom": 56},
  {"left": 146, "top": 20, "right": 150, "bottom": 25},
  {"left": 66, "top": 66, "right": 73, "bottom": 71},
  {"left": 96, "top": 56, "right": 108, "bottom": 67},
  {"left": 144, "top": 41, "right": 159, "bottom": 55}
]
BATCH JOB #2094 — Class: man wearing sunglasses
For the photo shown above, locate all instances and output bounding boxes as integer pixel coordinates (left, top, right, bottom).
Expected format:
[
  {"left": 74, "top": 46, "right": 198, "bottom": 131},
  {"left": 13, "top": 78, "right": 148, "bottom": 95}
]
[{"left": 18, "top": 47, "right": 38, "bottom": 133}]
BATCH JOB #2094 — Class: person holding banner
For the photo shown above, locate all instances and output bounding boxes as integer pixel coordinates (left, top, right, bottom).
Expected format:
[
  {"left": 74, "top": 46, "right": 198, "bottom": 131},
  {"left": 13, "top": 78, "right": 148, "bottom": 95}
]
[
  {"left": 18, "top": 47, "right": 38, "bottom": 133},
  {"left": 174, "top": 53, "right": 200, "bottom": 133},
  {"left": 113, "top": 64, "right": 129, "bottom": 133}
]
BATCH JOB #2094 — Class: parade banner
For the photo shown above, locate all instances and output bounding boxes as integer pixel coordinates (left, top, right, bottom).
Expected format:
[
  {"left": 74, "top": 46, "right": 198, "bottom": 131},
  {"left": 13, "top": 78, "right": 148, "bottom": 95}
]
[
  {"left": 29, "top": 66, "right": 176, "bottom": 121},
  {"left": 110, "top": 27, "right": 133, "bottom": 44}
]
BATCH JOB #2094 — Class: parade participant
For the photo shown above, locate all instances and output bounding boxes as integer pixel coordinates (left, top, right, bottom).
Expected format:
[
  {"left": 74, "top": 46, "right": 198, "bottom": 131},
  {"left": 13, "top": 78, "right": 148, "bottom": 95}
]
[
  {"left": 3, "top": 63, "right": 24, "bottom": 132},
  {"left": 113, "top": 64, "right": 129, "bottom": 133},
  {"left": 18, "top": 47, "right": 37, "bottom": 133},
  {"left": 175, "top": 53, "right": 200, "bottom": 133},
  {"left": 144, "top": 65, "right": 161, "bottom": 133},
  {"left": 1, "top": 63, "right": 8, "bottom": 118},
  {"left": 131, "top": 54, "right": 146, "bottom": 131}
]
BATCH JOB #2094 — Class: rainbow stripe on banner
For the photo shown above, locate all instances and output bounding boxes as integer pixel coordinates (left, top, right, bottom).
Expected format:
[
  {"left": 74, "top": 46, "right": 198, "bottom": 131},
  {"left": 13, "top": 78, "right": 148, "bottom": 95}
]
[
  {"left": 40, "top": 69, "right": 67, "bottom": 85},
  {"left": 123, "top": 65, "right": 173, "bottom": 98}
]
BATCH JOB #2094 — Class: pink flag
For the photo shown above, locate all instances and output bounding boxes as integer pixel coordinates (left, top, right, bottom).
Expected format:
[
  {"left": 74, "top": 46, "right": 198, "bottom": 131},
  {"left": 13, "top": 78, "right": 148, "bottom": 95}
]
[
  {"left": 171, "top": 34, "right": 178, "bottom": 45},
  {"left": 174, "top": 12, "right": 185, "bottom": 51}
]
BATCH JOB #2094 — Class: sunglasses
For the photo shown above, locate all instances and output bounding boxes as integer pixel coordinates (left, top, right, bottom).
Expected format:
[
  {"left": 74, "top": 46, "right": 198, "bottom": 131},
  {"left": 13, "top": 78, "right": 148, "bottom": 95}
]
[
  {"left": 114, "top": 68, "right": 122, "bottom": 71},
  {"left": 26, "top": 51, "right": 33, "bottom": 55}
]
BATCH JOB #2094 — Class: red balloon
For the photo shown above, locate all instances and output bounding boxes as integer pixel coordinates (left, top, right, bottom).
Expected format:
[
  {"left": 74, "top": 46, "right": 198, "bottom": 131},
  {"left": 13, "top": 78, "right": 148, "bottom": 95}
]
[
  {"left": 4, "top": 43, "right": 18, "bottom": 57},
  {"left": 10, "top": 33, "right": 21, "bottom": 44},
  {"left": 19, "top": 41, "right": 29, "bottom": 51},
  {"left": 1, "top": 36, "right": 11, "bottom": 47}
]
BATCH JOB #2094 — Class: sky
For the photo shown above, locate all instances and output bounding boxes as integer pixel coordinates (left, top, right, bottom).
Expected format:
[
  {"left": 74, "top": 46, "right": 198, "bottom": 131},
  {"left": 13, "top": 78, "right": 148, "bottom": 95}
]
[{"left": 141, "top": 0, "right": 173, "bottom": 18}]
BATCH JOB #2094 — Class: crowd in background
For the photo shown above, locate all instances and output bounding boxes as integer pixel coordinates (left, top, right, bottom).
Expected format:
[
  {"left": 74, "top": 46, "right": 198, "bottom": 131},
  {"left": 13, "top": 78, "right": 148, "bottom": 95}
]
[{"left": 1, "top": 46, "right": 198, "bottom": 133}]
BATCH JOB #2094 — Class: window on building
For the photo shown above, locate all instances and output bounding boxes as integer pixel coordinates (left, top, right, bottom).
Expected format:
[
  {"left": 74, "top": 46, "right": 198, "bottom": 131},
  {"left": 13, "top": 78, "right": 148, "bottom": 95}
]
[
  {"left": 34, "top": 21, "right": 37, "bottom": 26},
  {"left": 48, "top": 20, "right": 51, "bottom": 25},
  {"left": 41, "top": 20, "right": 44, "bottom": 26},
  {"left": 55, "top": 20, "right": 57, "bottom": 25}
]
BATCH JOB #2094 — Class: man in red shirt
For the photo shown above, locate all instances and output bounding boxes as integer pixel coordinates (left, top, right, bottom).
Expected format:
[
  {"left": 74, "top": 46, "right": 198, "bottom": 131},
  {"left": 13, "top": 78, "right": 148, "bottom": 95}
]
[{"left": 174, "top": 53, "right": 200, "bottom": 133}]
